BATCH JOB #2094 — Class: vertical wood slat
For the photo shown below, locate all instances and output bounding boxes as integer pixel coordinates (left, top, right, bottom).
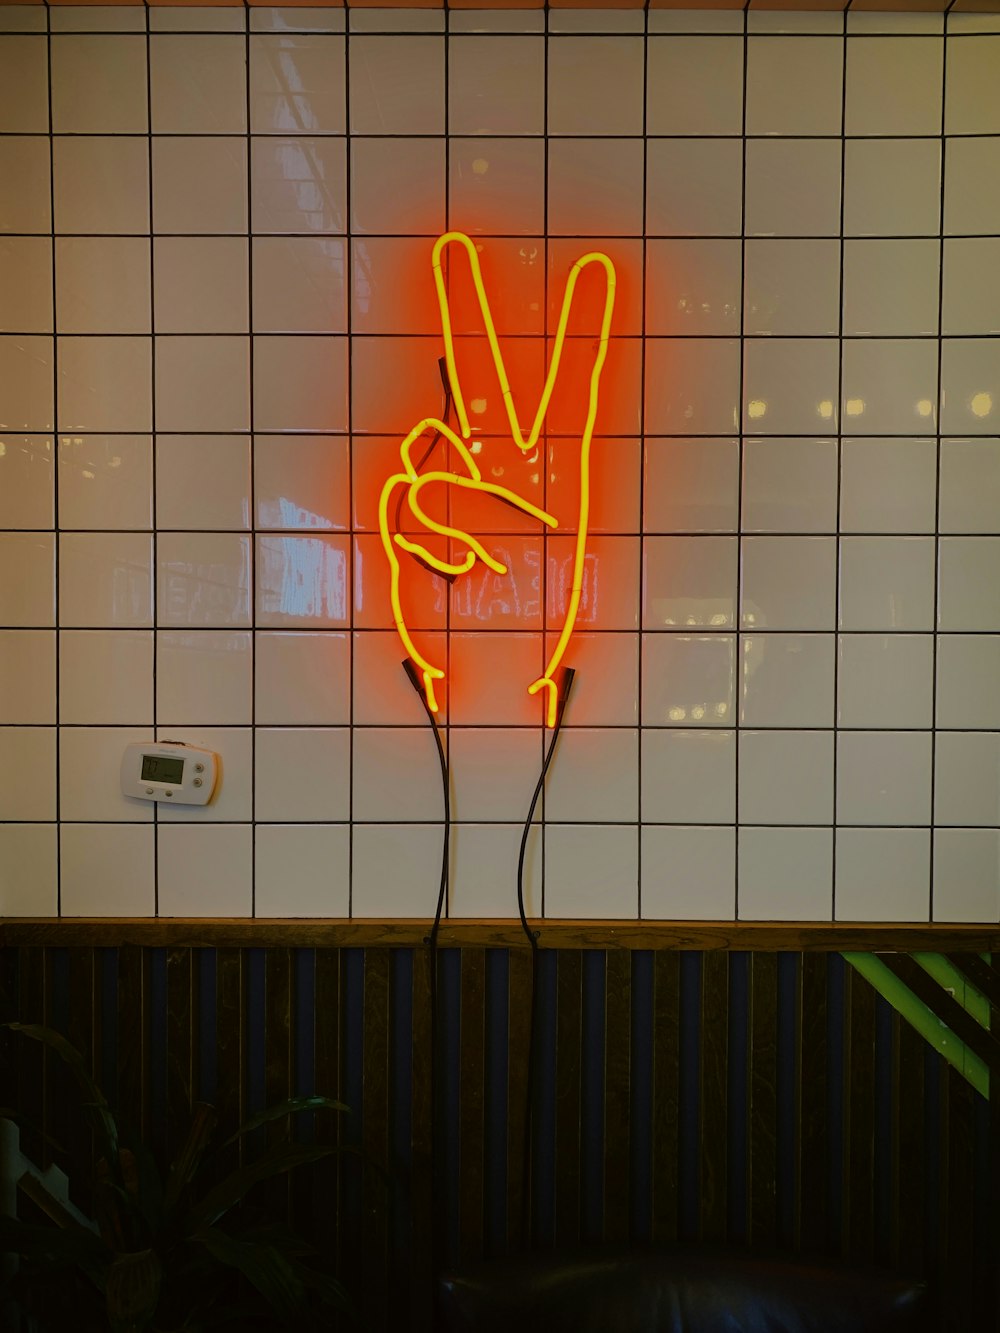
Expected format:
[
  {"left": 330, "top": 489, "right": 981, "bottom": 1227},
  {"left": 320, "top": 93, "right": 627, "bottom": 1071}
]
[
  {"left": 17, "top": 948, "right": 46, "bottom": 1169},
  {"left": 458, "top": 948, "right": 486, "bottom": 1264},
  {"left": 506, "top": 947, "right": 533, "bottom": 1250},
  {"left": 66, "top": 949, "right": 97, "bottom": 1201},
  {"left": 944, "top": 1070, "right": 976, "bottom": 1325},
  {"left": 554, "top": 950, "right": 582, "bottom": 1247},
  {"left": 748, "top": 953, "right": 777, "bottom": 1247},
  {"left": 409, "top": 946, "right": 433, "bottom": 1333},
  {"left": 699, "top": 951, "right": 728, "bottom": 1241},
  {"left": 165, "top": 948, "right": 194, "bottom": 1160},
  {"left": 650, "top": 952, "right": 680, "bottom": 1244},
  {"left": 843, "top": 963, "right": 875, "bottom": 1263},
  {"left": 117, "top": 945, "right": 148, "bottom": 1147},
  {"left": 264, "top": 948, "right": 294, "bottom": 1218},
  {"left": 891, "top": 1014, "right": 925, "bottom": 1270},
  {"left": 796, "top": 952, "right": 828, "bottom": 1253},
  {"left": 603, "top": 949, "right": 631, "bottom": 1244},
  {"left": 215, "top": 948, "right": 244, "bottom": 1170},
  {"left": 361, "top": 948, "right": 391, "bottom": 1331},
  {"left": 990, "top": 955, "right": 1000, "bottom": 1330},
  {"left": 313, "top": 949, "right": 343, "bottom": 1304}
]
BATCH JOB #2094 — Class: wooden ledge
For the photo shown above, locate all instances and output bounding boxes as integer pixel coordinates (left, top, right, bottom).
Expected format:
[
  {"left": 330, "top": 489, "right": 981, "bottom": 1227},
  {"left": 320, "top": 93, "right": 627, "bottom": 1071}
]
[{"left": 2, "top": 917, "right": 998, "bottom": 951}]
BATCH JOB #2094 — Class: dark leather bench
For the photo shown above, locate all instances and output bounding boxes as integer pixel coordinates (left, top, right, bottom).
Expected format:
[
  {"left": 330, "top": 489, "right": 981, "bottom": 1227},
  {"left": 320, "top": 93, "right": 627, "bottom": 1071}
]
[{"left": 438, "top": 1247, "right": 933, "bottom": 1332}]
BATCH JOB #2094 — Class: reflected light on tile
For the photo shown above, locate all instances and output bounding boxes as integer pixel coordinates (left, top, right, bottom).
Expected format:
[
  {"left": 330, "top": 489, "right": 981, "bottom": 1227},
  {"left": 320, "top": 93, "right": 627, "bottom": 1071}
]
[
  {"left": 916, "top": 399, "right": 933, "bottom": 418},
  {"left": 846, "top": 398, "right": 865, "bottom": 416},
  {"left": 818, "top": 400, "right": 834, "bottom": 419},
  {"left": 259, "top": 537, "right": 347, "bottom": 622},
  {"left": 747, "top": 399, "right": 766, "bottom": 419},
  {"left": 972, "top": 392, "right": 993, "bottom": 418}
]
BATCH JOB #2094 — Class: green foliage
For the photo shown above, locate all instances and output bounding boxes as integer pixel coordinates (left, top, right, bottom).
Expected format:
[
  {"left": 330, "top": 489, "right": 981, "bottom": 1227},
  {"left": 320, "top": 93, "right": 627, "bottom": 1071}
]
[{"left": 1, "top": 1023, "right": 355, "bottom": 1332}]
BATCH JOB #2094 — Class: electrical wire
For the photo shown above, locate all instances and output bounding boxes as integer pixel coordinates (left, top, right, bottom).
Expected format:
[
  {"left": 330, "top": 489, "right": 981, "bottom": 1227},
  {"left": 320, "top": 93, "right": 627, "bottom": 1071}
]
[{"left": 515, "top": 666, "right": 576, "bottom": 1243}]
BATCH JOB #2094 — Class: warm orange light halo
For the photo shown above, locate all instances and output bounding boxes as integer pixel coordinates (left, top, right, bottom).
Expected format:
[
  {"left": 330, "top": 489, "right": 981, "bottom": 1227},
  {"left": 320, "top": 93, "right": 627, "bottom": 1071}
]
[{"left": 379, "top": 232, "right": 617, "bottom": 726}]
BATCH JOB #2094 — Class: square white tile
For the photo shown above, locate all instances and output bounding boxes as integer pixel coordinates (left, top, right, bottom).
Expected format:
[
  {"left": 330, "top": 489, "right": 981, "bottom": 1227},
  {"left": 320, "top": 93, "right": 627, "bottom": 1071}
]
[
  {"left": 255, "top": 436, "right": 349, "bottom": 532},
  {"left": 845, "top": 36, "right": 943, "bottom": 136},
  {"left": 842, "top": 240, "right": 940, "bottom": 337},
  {"left": 59, "top": 726, "right": 153, "bottom": 823},
  {"left": 841, "top": 339, "right": 939, "bottom": 435},
  {"left": 157, "top": 630, "right": 253, "bottom": 726},
  {"left": 939, "top": 439, "right": 1000, "bottom": 533},
  {"left": 255, "top": 535, "right": 349, "bottom": 627},
  {"left": 743, "top": 340, "right": 840, "bottom": 435},
  {"left": 739, "top": 730, "right": 834, "bottom": 825},
  {"left": 449, "top": 823, "right": 541, "bottom": 918},
  {"left": 349, "top": 35, "right": 443, "bottom": 135},
  {"left": 253, "top": 237, "right": 346, "bottom": 333},
  {"left": 352, "top": 726, "right": 448, "bottom": 823},
  {"left": 0, "top": 138, "right": 51, "bottom": 234},
  {"left": 59, "top": 630, "right": 153, "bottom": 725},
  {"left": 840, "top": 438, "right": 938, "bottom": 534},
  {"left": 253, "top": 335, "right": 348, "bottom": 432},
  {"left": 741, "top": 537, "right": 837, "bottom": 631},
  {"left": 255, "top": 631, "right": 350, "bottom": 725},
  {"left": 742, "top": 439, "right": 838, "bottom": 533},
  {"left": 53, "top": 137, "right": 148, "bottom": 235},
  {"left": 738, "top": 826, "right": 833, "bottom": 921},
  {"left": 641, "top": 826, "right": 735, "bottom": 921},
  {"left": 254, "top": 728, "right": 351, "bottom": 823},
  {"left": 740, "top": 633, "right": 836, "bottom": 729},
  {"left": 448, "top": 727, "right": 542, "bottom": 823},
  {"left": 448, "top": 35, "right": 544, "bottom": 136},
  {"left": 449, "top": 138, "right": 545, "bottom": 237},
  {"left": 51, "top": 34, "right": 148, "bottom": 133},
  {"left": 157, "top": 824, "right": 253, "bottom": 917},
  {"left": 646, "top": 339, "right": 741, "bottom": 436},
  {"left": 0, "top": 533, "right": 54, "bottom": 626},
  {"left": 936, "top": 635, "right": 1000, "bottom": 730},
  {"left": 935, "top": 732, "right": 1000, "bottom": 827},
  {"left": 0, "top": 335, "right": 52, "bottom": 432},
  {"left": 743, "top": 240, "right": 841, "bottom": 337},
  {"left": 155, "top": 726, "right": 252, "bottom": 823},
  {"left": 941, "top": 339, "right": 1000, "bottom": 435},
  {"left": 943, "top": 238, "right": 1000, "bottom": 336},
  {"left": 938, "top": 538, "right": 1000, "bottom": 631},
  {"left": 60, "top": 823, "right": 155, "bottom": 916},
  {"left": 58, "top": 337, "right": 152, "bottom": 433},
  {"left": 548, "top": 139, "right": 644, "bottom": 236},
  {"left": 58, "top": 435, "right": 153, "bottom": 532},
  {"left": 642, "top": 633, "right": 736, "bottom": 729},
  {"left": 646, "top": 35, "right": 743, "bottom": 135},
  {"left": 155, "top": 337, "right": 249, "bottom": 433},
  {"left": 644, "top": 439, "right": 740, "bottom": 535},
  {"left": 544, "top": 824, "right": 639, "bottom": 919},
  {"left": 835, "top": 828, "right": 930, "bottom": 921},
  {"left": 150, "top": 34, "right": 247, "bottom": 134},
  {"left": 838, "top": 634, "right": 934, "bottom": 728},
  {"left": 58, "top": 532, "right": 153, "bottom": 628},
  {"left": 253, "top": 136, "right": 347, "bottom": 234},
  {"left": 933, "top": 829, "right": 1000, "bottom": 922},
  {"left": 0, "top": 727, "right": 56, "bottom": 821},
  {"left": 249, "top": 33, "right": 345, "bottom": 135},
  {"left": 744, "top": 140, "right": 842, "bottom": 238},
  {"left": 837, "top": 730, "right": 932, "bottom": 826},
  {"left": 0, "top": 825, "right": 57, "bottom": 917},
  {"left": 157, "top": 533, "right": 252, "bottom": 629},
  {"left": 255, "top": 824, "right": 350, "bottom": 918},
  {"left": 156, "top": 436, "right": 250, "bottom": 531},
  {"left": 643, "top": 536, "right": 737, "bottom": 631},
  {"left": 56, "top": 236, "right": 150, "bottom": 335},
  {"left": 351, "top": 823, "right": 448, "bottom": 917},
  {"left": 0, "top": 237, "right": 52, "bottom": 335},
  {"left": 747, "top": 36, "right": 843, "bottom": 136},
  {"left": 838, "top": 537, "right": 936, "bottom": 631},
  {"left": 945, "top": 34, "right": 1000, "bottom": 134},
  {"left": 945, "top": 138, "right": 1000, "bottom": 236},
  {"left": 153, "top": 138, "right": 248, "bottom": 234},
  {"left": 549, "top": 36, "right": 643, "bottom": 136},
  {"left": 646, "top": 139, "right": 743, "bottom": 237},
  {"left": 0, "top": 630, "right": 55, "bottom": 724},
  {"left": 544, "top": 728, "right": 638, "bottom": 822},
  {"left": 640, "top": 729, "right": 736, "bottom": 825},
  {"left": 646, "top": 239, "right": 742, "bottom": 337},
  {"left": 154, "top": 237, "right": 249, "bottom": 334},
  {"left": 844, "top": 138, "right": 941, "bottom": 238}
]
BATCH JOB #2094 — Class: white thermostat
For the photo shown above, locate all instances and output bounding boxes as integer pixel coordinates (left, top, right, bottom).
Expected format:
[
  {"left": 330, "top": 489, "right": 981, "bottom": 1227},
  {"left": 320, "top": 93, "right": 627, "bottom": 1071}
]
[{"left": 121, "top": 740, "right": 219, "bottom": 806}]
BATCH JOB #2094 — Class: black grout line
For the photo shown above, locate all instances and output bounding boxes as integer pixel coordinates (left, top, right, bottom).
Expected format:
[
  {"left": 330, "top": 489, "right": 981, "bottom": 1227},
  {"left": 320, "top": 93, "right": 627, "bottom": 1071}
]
[
  {"left": 44, "top": 2, "right": 60, "bottom": 915},
  {"left": 831, "top": 6, "right": 848, "bottom": 922},
  {"left": 345, "top": 14, "right": 354, "bottom": 921},
  {"left": 143, "top": 0, "right": 159, "bottom": 918},
  {"left": 636, "top": 0, "right": 648, "bottom": 921},
  {"left": 734, "top": 3, "right": 748, "bottom": 921},
  {"left": 244, "top": 0, "right": 256, "bottom": 919}
]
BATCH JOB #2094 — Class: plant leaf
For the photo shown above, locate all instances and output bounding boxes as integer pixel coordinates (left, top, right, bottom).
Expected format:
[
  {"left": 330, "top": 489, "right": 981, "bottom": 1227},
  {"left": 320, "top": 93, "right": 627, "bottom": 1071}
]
[
  {"left": 222, "top": 1096, "right": 347, "bottom": 1148},
  {"left": 164, "top": 1103, "right": 218, "bottom": 1217},
  {"left": 191, "top": 1229, "right": 306, "bottom": 1324},
  {"left": 185, "top": 1143, "right": 339, "bottom": 1232},
  {"left": 4, "top": 1023, "right": 120, "bottom": 1173}
]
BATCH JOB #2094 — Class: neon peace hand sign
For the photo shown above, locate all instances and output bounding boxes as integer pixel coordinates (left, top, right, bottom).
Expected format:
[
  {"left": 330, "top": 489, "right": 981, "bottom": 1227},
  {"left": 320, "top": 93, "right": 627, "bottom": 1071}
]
[{"left": 377, "top": 231, "right": 617, "bottom": 728}]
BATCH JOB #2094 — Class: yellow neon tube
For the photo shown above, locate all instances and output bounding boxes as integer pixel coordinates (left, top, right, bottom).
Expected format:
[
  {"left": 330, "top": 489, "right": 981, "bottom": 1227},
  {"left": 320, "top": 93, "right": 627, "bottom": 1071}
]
[{"left": 377, "top": 232, "right": 617, "bottom": 725}]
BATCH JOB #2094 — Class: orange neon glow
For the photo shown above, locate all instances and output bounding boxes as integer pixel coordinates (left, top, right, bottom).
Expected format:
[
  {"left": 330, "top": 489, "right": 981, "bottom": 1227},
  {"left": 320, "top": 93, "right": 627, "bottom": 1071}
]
[{"left": 377, "top": 231, "right": 617, "bottom": 726}]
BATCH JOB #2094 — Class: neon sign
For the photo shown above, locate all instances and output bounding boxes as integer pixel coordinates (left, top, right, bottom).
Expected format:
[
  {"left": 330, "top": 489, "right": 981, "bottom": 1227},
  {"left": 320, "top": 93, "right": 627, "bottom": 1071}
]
[{"left": 378, "top": 231, "right": 617, "bottom": 727}]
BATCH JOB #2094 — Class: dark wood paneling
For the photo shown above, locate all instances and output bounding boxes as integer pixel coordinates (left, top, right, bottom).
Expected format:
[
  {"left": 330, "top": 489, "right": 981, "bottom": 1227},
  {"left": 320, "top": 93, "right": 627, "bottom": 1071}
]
[
  {"left": 506, "top": 947, "right": 533, "bottom": 1249},
  {"left": 699, "top": 951, "right": 728, "bottom": 1240},
  {"left": 650, "top": 952, "right": 680, "bottom": 1245},
  {"left": 796, "top": 951, "right": 828, "bottom": 1254},
  {"left": 892, "top": 1014, "right": 925, "bottom": 1271},
  {"left": 748, "top": 953, "right": 777, "bottom": 1247},
  {"left": 459, "top": 948, "right": 486, "bottom": 1264},
  {"left": 165, "top": 947, "right": 193, "bottom": 1161},
  {"left": 6, "top": 918, "right": 1000, "bottom": 952},
  {"left": 361, "top": 948, "right": 391, "bottom": 1330},
  {"left": 409, "top": 946, "right": 434, "bottom": 1333},
  {"left": 554, "top": 951, "right": 582, "bottom": 1246},
  {"left": 603, "top": 949, "right": 631, "bottom": 1243},
  {"left": 843, "top": 964, "right": 875, "bottom": 1264}
]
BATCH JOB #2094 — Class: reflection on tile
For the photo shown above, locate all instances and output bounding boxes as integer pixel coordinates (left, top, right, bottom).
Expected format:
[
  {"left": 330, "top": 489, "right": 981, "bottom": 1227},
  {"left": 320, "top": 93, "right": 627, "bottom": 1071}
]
[
  {"left": 0, "top": 335, "right": 53, "bottom": 432},
  {"left": 840, "top": 339, "right": 939, "bottom": 435},
  {"left": 250, "top": 33, "right": 346, "bottom": 134},
  {"left": 641, "top": 632, "right": 736, "bottom": 728},
  {"left": 646, "top": 339, "right": 740, "bottom": 436},
  {"left": 255, "top": 435, "right": 349, "bottom": 531},
  {"left": 741, "top": 536, "right": 837, "bottom": 631},
  {"left": 740, "top": 633, "right": 835, "bottom": 728},
  {"left": 449, "top": 138, "right": 545, "bottom": 236},
  {"left": 256, "top": 534, "right": 349, "bottom": 627},
  {"left": 350, "top": 35, "right": 443, "bottom": 135},
  {"left": 251, "top": 136, "right": 345, "bottom": 234},
  {"left": 58, "top": 434, "right": 152, "bottom": 531},
  {"left": 941, "top": 339, "right": 1000, "bottom": 435},
  {"left": 157, "top": 533, "right": 252, "bottom": 628},
  {"left": 743, "top": 339, "right": 839, "bottom": 435},
  {"left": 59, "top": 532, "right": 153, "bottom": 628},
  {"left": 643, "top": 536, "right": 737, "bottom": 630},
  {"left": 0, "top": 433, "right": 53, "bottom": 529}
]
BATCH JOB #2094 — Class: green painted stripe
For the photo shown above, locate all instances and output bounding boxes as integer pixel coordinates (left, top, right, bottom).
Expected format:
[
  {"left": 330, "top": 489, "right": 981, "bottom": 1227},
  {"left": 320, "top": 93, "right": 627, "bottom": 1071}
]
[
  {"left": 913, "top": 952, "right": 992, "bottom": 1031},
  {"left": 843, "top": 952, "right": 989, "bottom": 1102}
]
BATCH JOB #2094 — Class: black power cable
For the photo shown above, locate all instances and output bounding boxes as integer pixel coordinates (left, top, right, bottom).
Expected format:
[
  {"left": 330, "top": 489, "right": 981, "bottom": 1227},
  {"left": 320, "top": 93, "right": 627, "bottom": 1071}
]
[{"left": 515, "top": 667, "right": 576, "bottom": 1243}]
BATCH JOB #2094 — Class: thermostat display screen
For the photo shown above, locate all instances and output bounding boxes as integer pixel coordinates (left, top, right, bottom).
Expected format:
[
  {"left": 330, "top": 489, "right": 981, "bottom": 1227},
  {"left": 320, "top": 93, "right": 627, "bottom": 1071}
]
[{"left": 141, "top": 754, "right": 184, "bottom": 784}]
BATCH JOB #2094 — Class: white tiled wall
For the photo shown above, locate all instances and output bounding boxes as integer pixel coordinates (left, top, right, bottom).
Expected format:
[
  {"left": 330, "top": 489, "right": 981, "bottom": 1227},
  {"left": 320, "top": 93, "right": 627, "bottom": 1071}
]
[{"left": 1, "top": 5, "right": 999, "bottom": 923}]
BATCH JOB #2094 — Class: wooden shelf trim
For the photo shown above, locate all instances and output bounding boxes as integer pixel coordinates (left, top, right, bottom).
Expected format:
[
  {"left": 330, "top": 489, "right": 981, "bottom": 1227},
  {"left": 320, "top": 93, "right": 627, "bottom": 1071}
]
[{"left": 2, "top": 917, "right": 998, "bottom": 951}]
